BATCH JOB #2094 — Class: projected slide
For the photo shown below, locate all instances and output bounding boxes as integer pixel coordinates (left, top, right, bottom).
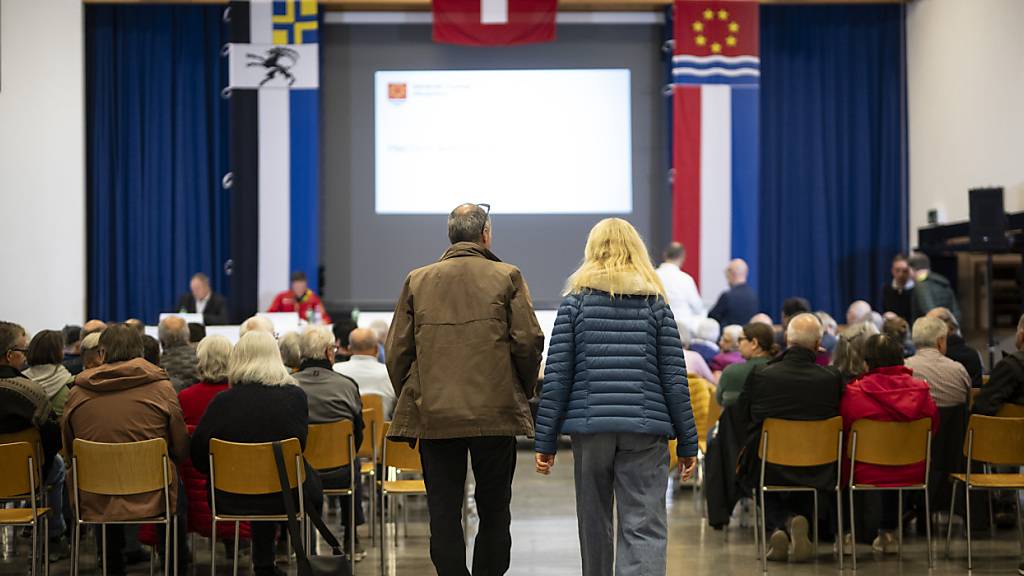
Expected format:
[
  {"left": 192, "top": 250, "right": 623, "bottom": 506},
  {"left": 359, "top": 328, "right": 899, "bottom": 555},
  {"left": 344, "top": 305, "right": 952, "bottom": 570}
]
[{"left": 374, "top": 69, "right": 633, "bottom": 215}]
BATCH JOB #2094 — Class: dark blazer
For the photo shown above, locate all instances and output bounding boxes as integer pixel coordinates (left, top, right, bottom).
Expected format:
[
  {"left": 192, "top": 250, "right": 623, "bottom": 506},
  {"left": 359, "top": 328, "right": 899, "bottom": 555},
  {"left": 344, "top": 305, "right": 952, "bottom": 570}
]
[
  {"left": 708, "top": 283, "right": 759, "bottom": 328},
  {"left": 946, "top": 334, "right": 984, "bottom": 388},
  {"left": 735, "top": 347, "right": 844, "bottom": 492},
  {"left": 881, "top": 284, "right": 913, "bottom": 321},
  {"left": 973, "top": 351, "right": 1024, "bottom": 416},
  {"left": 176, "top": 291, "right": 230, "bottom": 325}
]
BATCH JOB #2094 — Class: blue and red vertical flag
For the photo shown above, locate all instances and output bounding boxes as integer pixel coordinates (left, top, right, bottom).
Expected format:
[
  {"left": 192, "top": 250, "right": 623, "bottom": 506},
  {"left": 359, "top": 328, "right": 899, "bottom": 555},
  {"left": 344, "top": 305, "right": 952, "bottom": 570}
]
[{"left": 672, "top": 0, "right": 759, "bottom": 303}]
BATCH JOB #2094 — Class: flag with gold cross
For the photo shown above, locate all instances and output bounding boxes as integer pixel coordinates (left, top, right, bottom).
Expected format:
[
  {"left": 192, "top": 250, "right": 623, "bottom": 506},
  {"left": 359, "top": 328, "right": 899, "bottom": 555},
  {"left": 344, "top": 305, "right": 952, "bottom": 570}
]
[{"left": 272, "top": 0, "right": 319, "bottom": 45}]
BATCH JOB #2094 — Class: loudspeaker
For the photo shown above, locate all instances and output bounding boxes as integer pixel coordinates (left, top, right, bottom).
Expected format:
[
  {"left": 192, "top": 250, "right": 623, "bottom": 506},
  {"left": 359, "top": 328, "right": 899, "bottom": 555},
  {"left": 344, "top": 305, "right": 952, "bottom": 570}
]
[{"left": 969, "top": 187, "right": 1008, "bottom": 250}]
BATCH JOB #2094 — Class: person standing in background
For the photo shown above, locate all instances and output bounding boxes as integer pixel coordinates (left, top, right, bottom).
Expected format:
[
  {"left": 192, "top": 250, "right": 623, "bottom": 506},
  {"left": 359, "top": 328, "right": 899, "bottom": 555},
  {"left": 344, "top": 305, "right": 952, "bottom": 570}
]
[
  {"left": 268, "top": 271, "right": 332, "bottom": 325},
  {"left": 386, "top": 203, "right": 544, "bottom": 576},
  {"left": 656, "top": 242, "right": 705, "bottom": 334},
  {"left": 908, "top": 253, "right": 960, "bottom": 321},
  {"left": 177, "top": 273, "right": 230, "bottom": 325},
  {"left": 881, "top": 254, "right": 914, "bottom": 321},
  {"left": 708, "top": 259, "right": 760, "bottom": 328}
]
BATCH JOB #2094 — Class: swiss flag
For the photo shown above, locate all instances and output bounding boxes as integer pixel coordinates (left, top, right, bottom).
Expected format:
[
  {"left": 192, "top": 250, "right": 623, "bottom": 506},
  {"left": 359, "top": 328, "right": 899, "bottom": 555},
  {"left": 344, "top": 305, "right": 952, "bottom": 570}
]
[{"left": 433, "top": 0, "right": 557, "bottom": 46}]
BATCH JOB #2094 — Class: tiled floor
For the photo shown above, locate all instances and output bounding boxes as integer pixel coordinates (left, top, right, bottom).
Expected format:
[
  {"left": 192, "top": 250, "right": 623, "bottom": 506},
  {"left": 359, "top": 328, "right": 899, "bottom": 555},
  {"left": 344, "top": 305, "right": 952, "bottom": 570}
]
[{"left": 3, "top": 448, "right": 1021, "bottom": 575}]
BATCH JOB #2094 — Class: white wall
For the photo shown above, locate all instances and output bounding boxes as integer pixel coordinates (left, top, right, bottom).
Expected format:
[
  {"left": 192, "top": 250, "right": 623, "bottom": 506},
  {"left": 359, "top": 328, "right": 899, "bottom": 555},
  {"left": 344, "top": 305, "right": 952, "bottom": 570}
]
[
  {"left": 907, "top": 0, "right": 1024, "bottom": 242},
  {"left": 0, "top": 0, "right": 85, "bottom": 335}
]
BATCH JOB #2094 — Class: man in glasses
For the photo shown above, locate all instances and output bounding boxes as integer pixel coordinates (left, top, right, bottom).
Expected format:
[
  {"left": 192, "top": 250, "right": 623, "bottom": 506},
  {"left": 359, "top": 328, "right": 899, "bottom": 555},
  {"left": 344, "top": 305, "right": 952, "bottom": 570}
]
[{"left": 386, "top": 203, "right": 544, "bottom": 576}]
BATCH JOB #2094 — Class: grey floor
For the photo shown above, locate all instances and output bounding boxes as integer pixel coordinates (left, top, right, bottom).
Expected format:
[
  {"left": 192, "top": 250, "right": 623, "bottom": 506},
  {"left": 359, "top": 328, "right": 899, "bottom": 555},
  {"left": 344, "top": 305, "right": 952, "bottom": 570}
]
[{"left": 2, "top": 448, "right": 1021, "bottom": 575}]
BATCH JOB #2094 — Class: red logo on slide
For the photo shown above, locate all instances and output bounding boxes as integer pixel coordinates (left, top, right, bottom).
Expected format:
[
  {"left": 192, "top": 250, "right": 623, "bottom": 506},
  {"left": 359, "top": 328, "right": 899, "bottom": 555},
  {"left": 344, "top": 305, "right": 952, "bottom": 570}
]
[{"left": 388, "top": 82, "right": 407, "bottom": 100}]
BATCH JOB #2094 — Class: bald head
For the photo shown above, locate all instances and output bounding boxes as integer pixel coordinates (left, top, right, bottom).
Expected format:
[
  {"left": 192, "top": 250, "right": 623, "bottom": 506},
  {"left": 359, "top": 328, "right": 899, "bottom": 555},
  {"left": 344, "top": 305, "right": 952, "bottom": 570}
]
[
  {"left": 82, "top": 319, "right": 107, "bottom": 338},
  {"left": 348, "top": 328, "right": 379, "bottom": 357},
  {"left": 749, "top": 313, "right": 774, "bottom": 327},
  {"left": 785, "top": 313, "right": 823, "bottom": 352},
  {"left": 158, "top": 316, "right": 190, "bottom": 349},
  {"left": 447, "top": 203, "right": 491, "bottom": 247},
  {"left": 726, "top": 259, "right": 749, "bottom": 286},
  {"left": 846, "top": 300, "right": 872, "bottom": 326}
]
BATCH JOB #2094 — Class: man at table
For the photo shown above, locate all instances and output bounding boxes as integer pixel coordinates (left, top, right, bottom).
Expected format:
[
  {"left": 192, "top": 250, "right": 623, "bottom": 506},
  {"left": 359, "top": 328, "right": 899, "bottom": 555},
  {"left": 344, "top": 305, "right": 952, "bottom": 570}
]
[{"left": 268, "top": 271, "right": 332, "bottom": 324}]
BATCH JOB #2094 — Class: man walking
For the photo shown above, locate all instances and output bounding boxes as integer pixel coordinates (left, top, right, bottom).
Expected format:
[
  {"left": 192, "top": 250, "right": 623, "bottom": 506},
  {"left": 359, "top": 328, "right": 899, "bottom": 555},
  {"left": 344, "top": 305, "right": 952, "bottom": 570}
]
[{"left": 386, "top": 203, "right": 545, "bottom": 576}]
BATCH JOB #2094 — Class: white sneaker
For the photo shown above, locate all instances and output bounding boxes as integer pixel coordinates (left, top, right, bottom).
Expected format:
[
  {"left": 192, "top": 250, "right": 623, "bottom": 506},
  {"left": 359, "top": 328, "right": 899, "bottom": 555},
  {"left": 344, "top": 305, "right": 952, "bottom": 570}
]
[
  {"left": 788, "top": 516, "right": 813, "bottom": 563},
  {"left": 833, "top": 533, "right": 854, "bottom": 556},
  {"left": 767, "top": 529, "right": 789, "bottom": 561},
  {"left": 872, "top": 531, "right": 898, "bottom": 554}
]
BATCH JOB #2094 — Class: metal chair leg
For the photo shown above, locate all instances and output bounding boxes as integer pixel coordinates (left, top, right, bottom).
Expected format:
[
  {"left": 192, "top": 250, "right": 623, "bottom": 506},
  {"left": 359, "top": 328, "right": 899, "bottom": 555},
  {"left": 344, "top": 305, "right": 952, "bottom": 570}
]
[
  {"left": 210, "top": 520, "right": 217, "bottom": 576},
  {"left": 233, "top": 522, "right": 241, "bottom": 576},
  {"left": 751, "top": 490, "right": 760, "bottom": 559},
  {"left": 966, "top": 483, "right": 973, "bottom": 571},
  {"left": 812, "top": 490, "right": 819, "bottom": 558},
  {"left": 43, "top": 517, "right": 50, "bottom": 576},
  {"left": 925, "top": 487, "right": 933, "bottom": 568},
  {"left": 72, "top": 522, "right": 81, "bottom": 576},
  {"left": 102, "top": 524, "right": 107, "bottom": 576},
  {"left": 850, "top": 489, "right": 857, "bottom": 571},
  {"left": 836, "top": 490, "right": 844, "bottom": 572},
  {"left": 759, "top": 489, "right": 768, "bottom": 574},
  {"left": 1017, "top": 489, "right": 1024, "bottom": 556},
  {"left": 897, "top": 489, "right": 903, "bottom": 560},
  {"left": 30, "top": 517, "right": 38, "bottom": 576},
  {"left": 945, "top": 481, "right": 957, "bottom": 559}
]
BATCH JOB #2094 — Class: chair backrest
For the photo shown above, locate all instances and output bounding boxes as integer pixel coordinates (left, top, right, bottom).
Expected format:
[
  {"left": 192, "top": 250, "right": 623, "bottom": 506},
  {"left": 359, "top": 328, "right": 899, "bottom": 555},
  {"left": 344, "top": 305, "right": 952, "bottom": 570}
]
[
  {"left": 0, "top": 428, "right": 43, "bottom": 478},
  {"left": 73, "top": 438, "right": 170, "bottom": 496},
  {"left": 849, "top": 418, "right": 932, "bottom": 467},
  {"left": 0, "top": 442, "right": 39, "bottom": 499},
  {"left": 996, "top": 403, "right": 1024, "bottom": 418},
  {"left": 209, "top": 438, "right": 304, "bottom": 495},
  {"left": 304, "top": 420, "right": 354, "bottom": 471},
  {"left": 381, "top": 422, "right": 421, "bottom": 472},
  {"left": 359, "top": 397, "right": 384, "bottom": 460},
  {"left": 688, "top": 376, "right": 712, "bottom": 448},
  {"left": 758, "top": 416, "right": 843, "bottom": 467},
  {"left": 964, "top": 415, "right": 1024, "bottom": 465}
]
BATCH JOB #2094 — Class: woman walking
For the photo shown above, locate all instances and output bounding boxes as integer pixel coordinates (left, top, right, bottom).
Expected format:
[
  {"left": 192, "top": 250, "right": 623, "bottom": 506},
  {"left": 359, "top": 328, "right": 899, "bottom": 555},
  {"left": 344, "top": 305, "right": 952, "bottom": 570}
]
[{"left": 534, "top": 218, "right": 699, "bottom": 576}]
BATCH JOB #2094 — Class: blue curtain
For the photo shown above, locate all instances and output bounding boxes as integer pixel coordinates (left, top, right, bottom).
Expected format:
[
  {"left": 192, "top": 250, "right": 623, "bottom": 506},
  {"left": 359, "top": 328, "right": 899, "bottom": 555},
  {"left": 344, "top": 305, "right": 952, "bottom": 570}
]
[
  {"left": 87, "top": 6, "right": 229, "bottom": 324},
  {"left": 757, "top": 5, "right": 905, "bottom": 319}
]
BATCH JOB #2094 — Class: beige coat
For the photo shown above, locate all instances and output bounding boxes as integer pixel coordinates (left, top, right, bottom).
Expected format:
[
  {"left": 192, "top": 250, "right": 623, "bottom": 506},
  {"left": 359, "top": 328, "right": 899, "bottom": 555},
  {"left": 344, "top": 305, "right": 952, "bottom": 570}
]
[
  {"left": 63, "top": 358, "right": 189, "bottom": 522},
  {"left": 385, "top": 242, "right": 545, "bottom": 439}
]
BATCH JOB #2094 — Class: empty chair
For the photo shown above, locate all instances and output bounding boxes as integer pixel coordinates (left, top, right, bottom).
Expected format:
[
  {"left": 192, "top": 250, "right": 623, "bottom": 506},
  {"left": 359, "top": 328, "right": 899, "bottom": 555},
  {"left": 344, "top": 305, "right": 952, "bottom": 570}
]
[
  {"left": 378, "top": 422, "right": 427, "bottom": 576},
  {"left": 304, "top": 420, "right": 357, "bottom": 572}
]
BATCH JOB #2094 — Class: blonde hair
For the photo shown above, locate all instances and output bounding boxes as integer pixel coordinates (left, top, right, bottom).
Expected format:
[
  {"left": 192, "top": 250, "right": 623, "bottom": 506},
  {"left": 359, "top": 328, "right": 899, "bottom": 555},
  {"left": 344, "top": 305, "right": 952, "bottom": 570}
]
[
  {"left": 564, "top": 218, "right": 665, "bottom": 298},
  {"left": 196, "top": 335, "right": 232, "bottom": 383},
  {"left": 299, "top": 326, "right": 335, "bottom": 361},
  {"left": 228, "top": 331, "right": 295, "bottom": 387}
]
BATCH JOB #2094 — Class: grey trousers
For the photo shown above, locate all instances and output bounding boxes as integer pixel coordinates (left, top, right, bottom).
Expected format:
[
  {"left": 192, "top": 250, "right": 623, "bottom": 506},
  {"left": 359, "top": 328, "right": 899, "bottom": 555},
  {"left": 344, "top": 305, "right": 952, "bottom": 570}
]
[{"left": 571, "top": 433, "right": 669, "bottom": 576}]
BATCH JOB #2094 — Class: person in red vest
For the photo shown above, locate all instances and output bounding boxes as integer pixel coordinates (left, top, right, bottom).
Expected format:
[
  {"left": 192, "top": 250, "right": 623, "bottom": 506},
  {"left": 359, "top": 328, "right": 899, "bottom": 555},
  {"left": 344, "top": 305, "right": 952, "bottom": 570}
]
[{"left": 268, "top": 271, "right": 332, "bottom": 324}]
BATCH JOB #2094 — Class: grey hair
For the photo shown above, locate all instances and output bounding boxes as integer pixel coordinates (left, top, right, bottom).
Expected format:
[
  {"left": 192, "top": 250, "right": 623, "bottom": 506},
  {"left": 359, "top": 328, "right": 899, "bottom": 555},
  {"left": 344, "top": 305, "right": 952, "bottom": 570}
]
[
  {"left": 696, "top": 318, "right": 721, "bottom": 342},
  {"left": 300, "top": 326, "right": 335, "bottom": 361},
  {"left": 368, "top": 319, "right": 390, "bottom": 343},
  {"left": 239, "top": 315, "right": 275, "bottom": 338},
  {"left": 447, "top": 204, "right": 490, "bottom": 244},
  {"left": 80, "top": 332, "right": 101, "bottom": 352},
  {"left": 158, "top": 317, "right": 190, "bottom": 348},
  {"left": 786, "top": 313, "right": 824, "bottom": 351},
  {"left": 722, "top": 324, "right": 744, "bottom": 343},
  {"left": 278, "top": 332, "right": 302, "bottom": 369},
  {"left": 815, "top": 311, "right": 838, "bottom": 334},
  {"left": 911, "top": 316, "right": 948, "bottom": 349},
  {"left": 196, "top": 335, "right": 232, "bottom": 383},
  {"left": 228, "top": 331, "right": 295, "bottom": 387}
]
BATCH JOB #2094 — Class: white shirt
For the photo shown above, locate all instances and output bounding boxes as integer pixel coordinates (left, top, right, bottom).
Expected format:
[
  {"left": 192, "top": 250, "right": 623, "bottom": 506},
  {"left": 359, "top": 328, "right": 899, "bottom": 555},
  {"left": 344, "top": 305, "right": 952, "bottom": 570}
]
[
  {"left": 656, "top": 262, "right": 706, "bottom": 330},
  {"left": 195, "top": 295, "right": 209, "bottom": 316},
  {"left": 333, "top": 355, "right": 397, "bottom": 420}
]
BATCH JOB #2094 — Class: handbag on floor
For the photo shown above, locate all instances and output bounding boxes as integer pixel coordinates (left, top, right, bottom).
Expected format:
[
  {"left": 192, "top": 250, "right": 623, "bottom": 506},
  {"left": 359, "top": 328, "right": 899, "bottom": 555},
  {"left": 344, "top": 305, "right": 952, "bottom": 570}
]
[{"left": 272, "top": 440, "right": 353, "bottom": 576}]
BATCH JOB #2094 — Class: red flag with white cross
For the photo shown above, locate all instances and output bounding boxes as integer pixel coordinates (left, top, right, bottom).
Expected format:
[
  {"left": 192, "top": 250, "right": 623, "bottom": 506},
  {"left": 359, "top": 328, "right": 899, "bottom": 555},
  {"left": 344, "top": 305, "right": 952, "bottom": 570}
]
[{"left": 432, "top": 0, "right": 557, "bottom": 45}]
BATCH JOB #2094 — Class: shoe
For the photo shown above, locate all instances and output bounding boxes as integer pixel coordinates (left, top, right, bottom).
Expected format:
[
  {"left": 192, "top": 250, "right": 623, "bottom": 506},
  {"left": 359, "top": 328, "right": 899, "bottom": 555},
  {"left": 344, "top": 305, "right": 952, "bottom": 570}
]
[
  {"left": 872, "top": 531, "right": 898, "bottom": 555},
  {"left": 344, "top": 535, "right": 367, "bottom": 562},
  {"left": 48, "top": 537, "right": 69, "bottom": 562},
  {"left": 833, "top": 533, "right": 853, "bottom": 556},
  {"left": 787, "top": 515, "right": 813, "bottom": 563},
  {"left": 766, "top": 529, "right": 789, "bottom": 561}
]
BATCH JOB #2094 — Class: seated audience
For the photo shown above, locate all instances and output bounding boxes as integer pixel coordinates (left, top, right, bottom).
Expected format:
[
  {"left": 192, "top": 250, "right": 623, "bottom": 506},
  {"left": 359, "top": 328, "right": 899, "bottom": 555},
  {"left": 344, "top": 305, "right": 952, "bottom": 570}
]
[
  {"left": 832, "top": 321, "right": 879, "bottom": 382},
  {"left": 749, "top": 313, "right": 774, "bottom": 327},
  {"left": 881, "top": 253, "right": 915, "bottom": 321},
  {"left": 367, "top": 319, "right": 390, "bottom": 363},
  {"left": 905, "top": 317, "right": 971, "bottom": 408},
  {"left": 239, "top": 315, "right": 276, "bottom": 337},
  {"left": 293, "top": 326, "right": 364, "bottom": 553},
  {"left": 677, "top": 321, "right": 716, "bottom": 383},
  {"left": 268, "top": 271, "right": 332, "bottom": 324},
  {"left": 735, "top": 313, "right": 843, "bottom": 563},
  {"left": 691, "top": 318, "right": 722, "bottom": 364},
  {"left": 881, "top": 316, "right": 915, "bottom": 358},
  {"left": 332, "top": 318, "right": 359, "bottom": 363},
  {"left": 846, "top": 300, "right": 872, "bottom": 327},
  {"left": 927, "top": 307, "right": 983, "bottom": 388},
  {"left": 908, "top": 252, "right": 960, "bottom": 321},
  {"left": 142, "top": 335, "right": 161, "bottom": 366},
  {"left": 710, "top": 324, "right": 745, "bottom": 373},
  {"left": 81, "top": 332, "right": 103, "bottom": 370},
  {"left": 334, "top": 328, "right": 398, "bottom": 420},
  {"left": 655, "top": 242, "right": 705, "bottom": 333},
  {"left": 840, "top": 334, "right": 937, "bottom": 554},
  {"left": 125, "top": 318, "right": 146, "bottom": 334},
  {"left": 176, "top": 272, "right": 230, "bottom": 325},
  {"left": 175, "top": 335, "right": 250, "bottom": 544},
  {"left": 816, "top": 312, "right": 839, "bottom": 354},
  {"left": 708, "top": 259, "right": 759, "bottom": 327},
  {"left": 188, "top": 323, "right": 206, "bottom": 346},
  {"left": 63, "top": 324, "right": 84, "bottom": 375},
  {"left": 777, "top": 297, "right": 811, "bottom": 349},
  {"left": 973, "top": 313, "right": 1024, "bottom": 416},
  {"left": 191, "top": 331, "right": 323, "bottom": 576},
  {"left": 716, "top": 323, "right": 778, "bottom": 407},
  {"left": 63, "top": 324, "right": 189, "bottom": 575},
  {"left": 159, "top": 316, "right": 198, "bottom": 391},
  {"left": 82, "top": 319, "right": 108, "bottom": 338},
  {"left": 24, "top": 330, "right": 74, "bottom": 416},
  {"left": 0, "top": 322, "right": 67, "bottom": 552},
  {"left": 278, "top": 331, "right": 302, "bottom": 372}
]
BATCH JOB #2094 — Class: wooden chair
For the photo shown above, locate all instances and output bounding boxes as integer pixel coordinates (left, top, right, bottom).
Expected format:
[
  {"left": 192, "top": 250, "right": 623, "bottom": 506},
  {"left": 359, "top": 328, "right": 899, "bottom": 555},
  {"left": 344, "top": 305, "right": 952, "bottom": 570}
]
[
  {"left": 847, "top": 418, "right": 934, "bottom": 569},
  {"left": 0, "top": 441, "right": 49, "bottom": 576},
  {"left": 945, "top": 415, "right": 1024, "bottom": 570},
  {"left": 996, "top": 403, "right": 1024, "bottom": 418},
  {"left": 753, "top": 416, "right": 844, "bottom": 573},
  {"left": 378, "top": 422, "right": 426, "bottom": 576},
  {"left": 209, "top": 438, "right": 305, "bottom": 576},
  {"left": 360, "top": 397, "right": 387, "bottom": 545},
  {"left": 305, "top": 420, "right": 357, "bottom": 572},
  {"left": 71, "top": 438, "right": 174, "bottom": 576}
]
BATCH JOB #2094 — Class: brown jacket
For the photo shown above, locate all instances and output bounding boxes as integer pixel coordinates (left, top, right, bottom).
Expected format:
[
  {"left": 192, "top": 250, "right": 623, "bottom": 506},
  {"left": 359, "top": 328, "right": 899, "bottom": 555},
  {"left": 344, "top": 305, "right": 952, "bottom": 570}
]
[
  {"left": 385, "top": 242, "right": 545, "bottom": 439},
  {"left": 63, "top": 358, "right": 190, "bottom": 522}
]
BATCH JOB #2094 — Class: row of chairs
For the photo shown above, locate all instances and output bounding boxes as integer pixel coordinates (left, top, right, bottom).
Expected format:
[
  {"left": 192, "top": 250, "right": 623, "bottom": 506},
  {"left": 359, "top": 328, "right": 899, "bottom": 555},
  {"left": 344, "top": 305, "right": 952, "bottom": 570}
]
[{"left": 750, "top": 412, "right": 1024, "bottom": 573}]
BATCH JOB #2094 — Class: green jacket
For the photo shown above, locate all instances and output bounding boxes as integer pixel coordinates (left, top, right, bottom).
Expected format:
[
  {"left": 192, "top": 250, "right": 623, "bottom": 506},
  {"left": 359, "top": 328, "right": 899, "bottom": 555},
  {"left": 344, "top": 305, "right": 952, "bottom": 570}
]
[{"left": 911, "top": 271, "right": 961, "bottom": 320}]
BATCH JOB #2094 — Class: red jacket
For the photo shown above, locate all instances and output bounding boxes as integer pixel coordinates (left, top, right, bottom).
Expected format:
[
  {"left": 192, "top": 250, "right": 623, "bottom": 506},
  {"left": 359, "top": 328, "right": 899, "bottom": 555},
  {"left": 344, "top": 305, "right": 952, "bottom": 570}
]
[
  {"left": 840, "top": 365, "right": 938, "bottom": 487},
  {"left": 267, "top": 290, "right": 332, "bottom": 324}
]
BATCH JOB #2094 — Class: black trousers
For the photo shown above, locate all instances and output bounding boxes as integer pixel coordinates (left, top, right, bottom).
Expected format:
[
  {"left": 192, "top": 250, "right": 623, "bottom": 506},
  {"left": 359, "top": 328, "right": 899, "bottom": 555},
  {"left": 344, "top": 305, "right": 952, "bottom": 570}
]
[{"left": 418, "top": 436, "right": 517, "bottom": 576}]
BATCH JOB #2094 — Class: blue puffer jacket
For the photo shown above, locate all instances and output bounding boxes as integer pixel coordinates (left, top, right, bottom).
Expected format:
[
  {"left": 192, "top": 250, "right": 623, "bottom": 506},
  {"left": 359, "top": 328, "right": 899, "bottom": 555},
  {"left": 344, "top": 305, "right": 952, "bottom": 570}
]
[{"left": 534, "top": 289, "right": 699, "bottom": 457}]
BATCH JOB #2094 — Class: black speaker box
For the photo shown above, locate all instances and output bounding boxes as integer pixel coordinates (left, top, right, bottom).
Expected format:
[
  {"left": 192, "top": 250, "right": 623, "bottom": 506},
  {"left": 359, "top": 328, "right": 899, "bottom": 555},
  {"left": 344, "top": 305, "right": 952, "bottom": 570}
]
[{"left": 969, "top": 187, "right": 1008, "bottom": 250}]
